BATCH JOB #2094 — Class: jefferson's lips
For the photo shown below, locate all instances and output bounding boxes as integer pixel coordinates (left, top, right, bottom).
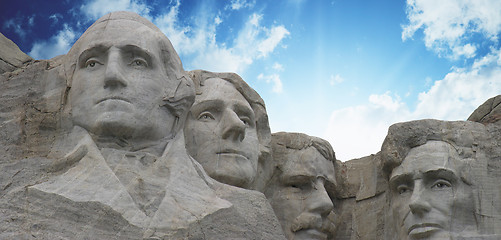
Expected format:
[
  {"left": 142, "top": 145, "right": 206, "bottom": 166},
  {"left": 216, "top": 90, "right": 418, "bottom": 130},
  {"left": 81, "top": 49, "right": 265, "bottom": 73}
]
[
  {"left": 408, "top": 223, "right": 442, "bottom": 236},
  {"left": 97, "top": 96, "right": 131, "bottom": 104}
]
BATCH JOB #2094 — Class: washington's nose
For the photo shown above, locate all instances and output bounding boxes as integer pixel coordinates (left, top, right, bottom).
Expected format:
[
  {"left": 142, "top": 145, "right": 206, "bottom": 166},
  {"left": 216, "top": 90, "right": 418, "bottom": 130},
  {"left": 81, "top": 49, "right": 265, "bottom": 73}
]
[
  {"left": 221, "top": 110, "right": 246, "bottom": 142},
  {"left": 104, "top": 52, "right": 127, "bottom": 89},
  {"left": 307, "top": 180, "right": 334, "bottom": 217},
  {"left": 408, "top": 182, "right": 431, "bottom": 215}
]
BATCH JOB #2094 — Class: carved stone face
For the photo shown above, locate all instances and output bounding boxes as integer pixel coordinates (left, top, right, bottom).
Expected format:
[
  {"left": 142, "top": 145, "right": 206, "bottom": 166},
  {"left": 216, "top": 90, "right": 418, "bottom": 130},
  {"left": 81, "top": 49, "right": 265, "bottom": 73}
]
[
  {"left": 389, "top": 141, "right": 474, "bottom": 240},
  {"left": 68, "top": 20, "right": 176, "bottom": 141},
  {"left": 184, "top": 77, "right": 259, "bottom": 188},
  {"left": 266, "top": 147, "right": 335, "bottom": 240}
]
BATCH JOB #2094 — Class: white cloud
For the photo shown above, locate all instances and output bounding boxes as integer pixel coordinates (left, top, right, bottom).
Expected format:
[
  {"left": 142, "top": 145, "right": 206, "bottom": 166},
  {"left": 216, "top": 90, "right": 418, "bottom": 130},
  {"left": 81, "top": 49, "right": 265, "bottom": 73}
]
[
  {"left": 49, "top": 14, "right": 63, "bottom": 25},
  {"left": 258, "top": 73, "right": 283, "bottom": 93},
  {"left": 80, "top": 0, "right": 151, "bottom": 20},
  {"left": 329, "top": 74, "right": 344, "bottom": 85},
  {"left": 156, "top": 7, "right": 289, "bottom": 73},
  {"left": 29, "top": 24, "right": 76, "bottom": 59},
  {"left": 325, "top": 50, "right": 501, "bottom": 161},
  {"left": 273, "top": 62, "right": 284, "bottom": 71},
  {"left": 226, "top": 0, "right": 255, "bottom": 10},
  {"left": 3, "top": 18, "right": 27, "bottom": 38},
  {"left": 402, "top": 0, "right": 501, "bottom": 59}
]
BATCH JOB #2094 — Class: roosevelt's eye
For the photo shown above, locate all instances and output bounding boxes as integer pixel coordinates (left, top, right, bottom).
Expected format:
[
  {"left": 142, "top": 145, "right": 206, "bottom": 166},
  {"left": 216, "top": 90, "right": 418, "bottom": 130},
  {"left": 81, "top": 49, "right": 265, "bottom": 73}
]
[
  {"left": 431, "top": 179, "right": 451, "bottom": 189},
  {"left": 197, "top": 112, "right": 215, "bottom": 121},
  {"left": 396, "top": 185, "right": 412, "bottom": 195}
]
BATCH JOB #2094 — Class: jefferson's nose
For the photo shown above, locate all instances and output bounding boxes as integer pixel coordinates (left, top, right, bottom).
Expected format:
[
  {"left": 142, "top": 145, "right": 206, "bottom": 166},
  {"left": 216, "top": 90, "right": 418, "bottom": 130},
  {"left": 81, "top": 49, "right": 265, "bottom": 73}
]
[
  {"left": 104, "top": 51, "right": 127, "bottom": 89},
  {"left": 221, "top": 110, "right": 246, "bottom": 142}
]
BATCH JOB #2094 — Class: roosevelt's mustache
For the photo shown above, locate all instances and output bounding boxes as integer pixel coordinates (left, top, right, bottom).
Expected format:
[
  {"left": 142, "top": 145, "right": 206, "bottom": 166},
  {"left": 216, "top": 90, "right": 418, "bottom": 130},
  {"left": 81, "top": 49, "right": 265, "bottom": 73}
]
[{"left": 290, "top": 213, "right": 336, "bottom": 235}]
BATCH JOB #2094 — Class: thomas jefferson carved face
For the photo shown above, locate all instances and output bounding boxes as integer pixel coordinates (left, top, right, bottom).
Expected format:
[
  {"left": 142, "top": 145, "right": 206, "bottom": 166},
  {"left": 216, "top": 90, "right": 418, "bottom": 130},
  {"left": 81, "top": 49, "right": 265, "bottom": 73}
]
[
  {"left": 68, "top": 20, "right": 176, "bottom": 142},
  {"left": 184, "top": 77, "right": 259, "bottom": 188},
  {"left": 389, "top": 141, "right": 474, "bottom": 240},
  {"left": 266, "top": 147, "right": 335, "bottom": 240}
]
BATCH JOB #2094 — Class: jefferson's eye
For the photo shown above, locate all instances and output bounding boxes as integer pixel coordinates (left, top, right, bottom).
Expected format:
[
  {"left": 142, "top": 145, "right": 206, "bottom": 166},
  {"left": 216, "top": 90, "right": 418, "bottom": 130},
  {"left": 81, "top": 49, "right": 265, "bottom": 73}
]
[
  {"left": 240, "top": 117, "right": 250, "bottom": 126},
  {"left": 197, "top": 112, "right": 215, "bottom": 121}
]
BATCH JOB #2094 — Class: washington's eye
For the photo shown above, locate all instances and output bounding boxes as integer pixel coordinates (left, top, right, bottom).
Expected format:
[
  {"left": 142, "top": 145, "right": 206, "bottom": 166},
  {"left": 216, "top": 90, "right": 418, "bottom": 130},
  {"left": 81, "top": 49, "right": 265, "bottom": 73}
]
[
  {"left": 197, "top": 112, "right": 215, "bottom": 121},
  {"left": 85, "top": 59, "right": 101, "bottom": 68},
  {"left": 131, "top": 58, "right": 148, "bottom": 67},
  {"left": 431, "top": 179, "right": 451, "bottom": 189}
]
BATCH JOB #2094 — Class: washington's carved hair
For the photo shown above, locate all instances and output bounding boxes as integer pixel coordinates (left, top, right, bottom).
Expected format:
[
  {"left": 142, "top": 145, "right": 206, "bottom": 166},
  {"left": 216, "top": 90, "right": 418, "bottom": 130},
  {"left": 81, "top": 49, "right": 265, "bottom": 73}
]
[{"left": 60, "top": 11, "right": 195, "bottom": 131}]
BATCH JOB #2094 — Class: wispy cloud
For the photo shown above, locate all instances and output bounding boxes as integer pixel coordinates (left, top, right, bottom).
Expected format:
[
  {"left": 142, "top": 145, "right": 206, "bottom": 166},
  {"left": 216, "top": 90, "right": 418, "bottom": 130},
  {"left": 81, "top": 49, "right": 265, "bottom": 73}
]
[
  {"left": 258, "top": 73, "right": 283, "bottom": 93},
  {"left": 329, "top": 74, "right": 344, "bottom": 85},
  {"left": 29, "top": 24, "right": 76, "bottom": 59},
  {"left": 402, "top": 0, "right": 501, "bottom": 59},
  {"left": 226, "top": 0, "right": 256, "bottom": 10},
  {"left": 325, "top": 51, "right": 501, "bottom": 160},
  {"left": 3, "top": 16, "right": 32, "bottom": 38},
  {"left": 80, "top": 0, "right": 151, "bottom": 20},
  {"left": 156, "top": 6, "right": 289, "bottom": 73}
]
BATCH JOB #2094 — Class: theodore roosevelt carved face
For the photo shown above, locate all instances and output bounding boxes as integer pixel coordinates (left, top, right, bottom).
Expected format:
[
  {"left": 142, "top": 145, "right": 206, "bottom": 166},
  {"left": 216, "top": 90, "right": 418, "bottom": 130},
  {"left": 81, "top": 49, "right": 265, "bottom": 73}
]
[{"left": 265, "top": 133, "right": 336, "bottom": 240}]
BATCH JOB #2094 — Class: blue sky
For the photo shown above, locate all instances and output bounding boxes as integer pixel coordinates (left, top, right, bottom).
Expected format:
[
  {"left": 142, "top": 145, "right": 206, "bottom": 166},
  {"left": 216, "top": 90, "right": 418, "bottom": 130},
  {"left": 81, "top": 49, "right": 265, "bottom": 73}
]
[{"left": 2, "top": 0, "right": 501, "bottom": 160}]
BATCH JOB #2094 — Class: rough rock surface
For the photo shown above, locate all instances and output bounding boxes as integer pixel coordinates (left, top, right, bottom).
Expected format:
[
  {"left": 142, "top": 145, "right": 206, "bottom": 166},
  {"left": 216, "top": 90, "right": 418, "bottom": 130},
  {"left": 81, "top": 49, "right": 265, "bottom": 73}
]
[
  {"left": 468, "top": 95, "right": 501, "bottom": 124},
  {"left": 0, "top": 32, "right": 33, "bottom": 74},
  {"left": 1, "top": 11, "right": 501, "bottom": 240},
  {"left": 0, "top": 12, "right": 285, "bottom": 240}
]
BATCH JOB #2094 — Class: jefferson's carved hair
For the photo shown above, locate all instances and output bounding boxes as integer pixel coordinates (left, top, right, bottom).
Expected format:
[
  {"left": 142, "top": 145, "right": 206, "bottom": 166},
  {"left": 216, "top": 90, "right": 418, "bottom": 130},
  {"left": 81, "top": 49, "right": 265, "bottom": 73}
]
[{"left": 188, "top": 70, "right": 272, "bottom": 191}]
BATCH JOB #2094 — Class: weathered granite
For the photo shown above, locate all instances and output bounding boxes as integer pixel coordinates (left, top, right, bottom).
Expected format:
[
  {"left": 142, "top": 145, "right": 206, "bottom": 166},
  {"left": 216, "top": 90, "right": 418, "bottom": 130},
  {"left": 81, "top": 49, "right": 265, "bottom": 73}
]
[
  {"left": 381, "top": 119, "right": 501, "bottom": 239},
  {"left": 468, "top": 95, "right": 501, "bottom": 125},
  {"left": 185, "top": 70, "right": 272, "bottom": 191},
  {"left": 0, "top": 32, "right": 33, "bottom": 74},
  {"left": 0, "top": 12, "right": 285, "bottom": 239},
  {"left": 265, "top": 132, "right": 336, "bottom": 240}
]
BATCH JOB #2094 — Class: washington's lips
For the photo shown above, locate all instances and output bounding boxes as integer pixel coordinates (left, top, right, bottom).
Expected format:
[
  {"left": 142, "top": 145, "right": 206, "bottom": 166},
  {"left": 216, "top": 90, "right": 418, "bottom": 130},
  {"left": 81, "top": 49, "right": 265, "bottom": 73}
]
[
  {"left": 407, "top": 223, "right": 442, "bottom": 236},
  {"left": 97, "top": 96, "right": 131, "bottom": 104}
]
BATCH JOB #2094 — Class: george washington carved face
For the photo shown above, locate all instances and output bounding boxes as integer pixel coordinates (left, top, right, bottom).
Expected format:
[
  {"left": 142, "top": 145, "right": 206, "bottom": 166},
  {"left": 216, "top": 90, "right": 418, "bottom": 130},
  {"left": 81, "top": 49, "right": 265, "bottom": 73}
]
[{"left": 67, "top": 18, "right": 183, "bottom": 142}]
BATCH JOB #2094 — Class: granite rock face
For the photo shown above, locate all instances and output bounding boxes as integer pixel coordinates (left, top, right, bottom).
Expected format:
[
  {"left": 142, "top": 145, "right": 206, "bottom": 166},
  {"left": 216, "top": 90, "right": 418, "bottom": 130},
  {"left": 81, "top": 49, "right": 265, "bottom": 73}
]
[
  {"left": 0, "top": 32, "right": 33, "bottom": 74},
  {"left": 468, "top": 95, "right": 501, "bottom": 125},
  {"left": 1, "top": 11, "right": 501, "bottom": 240},
  {"left": 0, "top": 12, "right": 284, "bottom": 240}
]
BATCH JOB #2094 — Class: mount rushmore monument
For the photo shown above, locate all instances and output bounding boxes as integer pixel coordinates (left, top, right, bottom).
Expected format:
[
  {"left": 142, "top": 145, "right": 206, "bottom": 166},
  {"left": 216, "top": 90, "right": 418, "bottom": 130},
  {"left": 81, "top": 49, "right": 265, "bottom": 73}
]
[{"left": 0, "top": 11, "right": 500, "bottom": 239}]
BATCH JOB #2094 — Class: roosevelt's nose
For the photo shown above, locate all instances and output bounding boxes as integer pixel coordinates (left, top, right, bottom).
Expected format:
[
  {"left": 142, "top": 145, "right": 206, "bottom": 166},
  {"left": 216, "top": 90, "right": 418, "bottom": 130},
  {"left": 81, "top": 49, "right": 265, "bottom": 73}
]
[
  {"left": 307, "top": 179, "right": 334, "bottom": 217},
  {"left": 104, "top": 51, "right": 127, "bottom": 89},
  {"left": 221, "top": 110, "right": 246, "bottom": 142},
  {"left": 408, "top": 181, "right": 431, "bottom": 216}
]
